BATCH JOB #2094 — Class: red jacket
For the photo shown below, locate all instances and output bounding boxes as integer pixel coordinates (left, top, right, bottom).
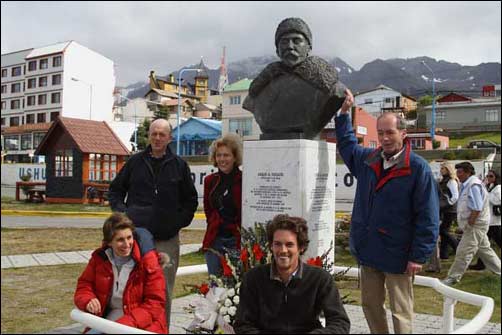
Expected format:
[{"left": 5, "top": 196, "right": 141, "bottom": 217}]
[
  {"left": 74, "top": 241, "right": 167, "bottom": 333},
  {"left": 202, "top": 169, "right": 242, "bottom": 250}
]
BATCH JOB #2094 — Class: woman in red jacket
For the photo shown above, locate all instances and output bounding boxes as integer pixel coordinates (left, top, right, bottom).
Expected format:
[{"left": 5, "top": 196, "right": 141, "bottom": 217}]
[
  {"left": 203, "top": 133, "right": 243, "bottom": 276},
  {"left": 74, "top": 213, "right": 167, "bottom": 333}
]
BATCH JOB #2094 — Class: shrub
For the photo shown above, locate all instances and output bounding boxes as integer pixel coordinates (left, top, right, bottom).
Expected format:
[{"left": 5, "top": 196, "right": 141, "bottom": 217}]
[
  {"left": 19, "top": 173, "right": 34, "bottom": 197},
  {"left": 443, "top": 151, "right": 457, "bottom": 160}
]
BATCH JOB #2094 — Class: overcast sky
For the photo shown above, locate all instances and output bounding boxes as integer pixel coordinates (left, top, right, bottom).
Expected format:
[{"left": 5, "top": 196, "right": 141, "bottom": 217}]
[{"left": 2, "top": 1, "right": 500, "bottom": 86}]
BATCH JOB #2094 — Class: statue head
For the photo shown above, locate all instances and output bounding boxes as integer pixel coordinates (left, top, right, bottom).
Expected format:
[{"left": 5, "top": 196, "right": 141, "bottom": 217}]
[{"left": 275, "top": 17, "right": 312, "bottom": 68}]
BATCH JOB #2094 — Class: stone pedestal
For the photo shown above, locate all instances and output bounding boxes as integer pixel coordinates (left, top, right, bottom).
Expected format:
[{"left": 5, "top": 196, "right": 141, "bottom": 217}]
[{"left": 242, "top": 139, "right": 336, "bottom": 265}]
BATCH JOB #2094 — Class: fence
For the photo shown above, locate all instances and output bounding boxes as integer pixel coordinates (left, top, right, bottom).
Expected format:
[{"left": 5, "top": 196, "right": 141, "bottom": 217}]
[{"left": 71, "top": 264, "right": 494, "bottom": 334}]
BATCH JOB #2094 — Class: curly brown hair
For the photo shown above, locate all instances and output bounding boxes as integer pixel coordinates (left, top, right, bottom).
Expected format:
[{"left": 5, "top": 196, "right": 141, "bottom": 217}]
[
  {"left": 266, "top": 214, "right": 310, "bottom": 255},
  {"left": 208, "top": 133, "right": 243, "bottom": 168}
]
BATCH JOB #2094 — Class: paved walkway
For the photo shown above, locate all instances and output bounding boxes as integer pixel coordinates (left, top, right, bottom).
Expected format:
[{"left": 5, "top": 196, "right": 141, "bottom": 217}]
[
  {"left": 44, "top": 294, "right": 501, "bottom": 334},
  {"left": 2, "top": 244, "right": 201, "bottom": 269}
]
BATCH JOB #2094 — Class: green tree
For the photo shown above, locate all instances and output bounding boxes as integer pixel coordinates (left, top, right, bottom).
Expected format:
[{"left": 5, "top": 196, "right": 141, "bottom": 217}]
[
  {"left": 153, "top": 105, "right": 170, "bottom": 120},
  {"left": 418, "top": 95, "right": 433, "bottom": 107},
  {"left": 131, "top": 118, "right": 151, "bottom": 151}
]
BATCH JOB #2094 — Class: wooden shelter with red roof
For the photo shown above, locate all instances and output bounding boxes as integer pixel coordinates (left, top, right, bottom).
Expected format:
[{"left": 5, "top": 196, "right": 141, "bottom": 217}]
[{"left": 35, "top": 117, "right": 130, "bottom": 203}]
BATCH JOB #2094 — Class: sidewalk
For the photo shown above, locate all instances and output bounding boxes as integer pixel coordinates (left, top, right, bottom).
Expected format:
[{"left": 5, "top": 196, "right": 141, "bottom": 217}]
[
  {"left": 1, "top": 244, "right": 202, "bottom": 269},
  {"left": 44, "top": 294, "right": 501, "bottom": 334}
]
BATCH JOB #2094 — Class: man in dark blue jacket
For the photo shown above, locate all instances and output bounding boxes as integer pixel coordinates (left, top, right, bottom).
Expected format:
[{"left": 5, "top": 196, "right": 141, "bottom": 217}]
[
  {"left": 335, "top": 91, "right": 439, "bottom": 334},
  {"left": 109, "top": 118, "right": 198, "bottom": 326}
]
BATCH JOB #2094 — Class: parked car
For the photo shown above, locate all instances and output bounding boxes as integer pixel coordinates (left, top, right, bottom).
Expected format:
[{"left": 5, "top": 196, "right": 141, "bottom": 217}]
[{"left": 467, "top": 140, "right": 501, "bottom": 152}]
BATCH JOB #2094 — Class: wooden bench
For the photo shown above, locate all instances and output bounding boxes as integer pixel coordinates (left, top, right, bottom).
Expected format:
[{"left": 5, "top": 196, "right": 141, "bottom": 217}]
[
  {"left": 83, "top": 183, "right": 110, "bottom": 206},
  {"left": 16, "top": 181, "right": 46, "bottom": 201}
]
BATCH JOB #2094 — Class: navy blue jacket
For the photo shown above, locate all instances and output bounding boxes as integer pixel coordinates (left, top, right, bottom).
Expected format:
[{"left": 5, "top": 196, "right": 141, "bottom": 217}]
[
  {"left": 335, "top": 113, "right": 439, "bottom": 273},
  {"left": 109, "top": 145, "right": 198, "bottom": 241}
]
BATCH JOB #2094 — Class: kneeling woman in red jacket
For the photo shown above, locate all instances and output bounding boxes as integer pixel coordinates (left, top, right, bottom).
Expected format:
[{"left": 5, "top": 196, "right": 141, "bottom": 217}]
[{"left": 74, "top": 212, "right": 167, "bottom": 333}]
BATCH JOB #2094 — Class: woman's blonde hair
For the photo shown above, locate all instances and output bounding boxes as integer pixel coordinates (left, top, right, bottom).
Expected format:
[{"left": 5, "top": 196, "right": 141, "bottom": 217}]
[
  {"left": 440, "top": 161, "right": 459, "bottom": 183},
  {"left": 209, "top": 133, "right": 243, "bottom": 168}
]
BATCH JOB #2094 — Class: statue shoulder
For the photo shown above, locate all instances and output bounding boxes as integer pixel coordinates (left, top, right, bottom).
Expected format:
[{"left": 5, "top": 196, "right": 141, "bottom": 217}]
[{"left": 248, "top": 61, "right": 285, "bottom": 97}]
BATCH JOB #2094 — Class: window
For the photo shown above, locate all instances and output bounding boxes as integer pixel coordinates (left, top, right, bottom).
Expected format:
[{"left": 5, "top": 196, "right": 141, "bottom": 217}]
[
  {"left": 1, "top": 101, "right": 5, "bottom": 110},
  {"left": 39, "top": 59, "right": 48, "bottom": 70},
  {"left": 10, "top": 116, "right": 20, "bottom": 126},
  {"left": 11, "top": 83, "right": 21, "bottom": 93},
  {"left": 229, "top": 95, "right": 241, "bottom": 105},
  {"left": 33, "top": 132, "right": 46, "bottom": 148},
  {"left": 385, "top": 97, "right": 392, "bottom": 103},
  {"left": 39, "top": 76, "right": 48, "bottom": 87},
  {"left": 1, "top": 117, "right": 5, "bottom": 126},
  {"left": 10, "top": 100, "right": 20, "bottom": 110},
  {"left": 436, "top": 110, "right": 446, "bottom": 120},
  {"left": 54, "top": 149, "right": 73, "bottom": 177},
  {"left": 50, "top": 111, "right": 60, "bottom": 121},
  {"left": 410, "top": 138, "right": 426, "bottom": 150},
  {"left": 51, "top": 92, "right": 61, "bottom": 104},
  {"left": 1, "top": 85, "right": 6, "bottom": 94},
  {"left": 52, "top": 74, "right": 61, "bottom": 85},
  {"left": 53, "top": 56, "right": 62, "bottom": 67},
  {"left": 27, "top": 78, "right": 36, "bottom": 89},
  {"left": 11, "top": 67, "right": 21, "bottom": 77},
  {"left": 364, "top": 98, "right": 373, "bottom": 104},
  {"left": 27, "top": 96, "right": 36, "bottom": 106},
  {"left": 38, "top": 94, "right": 47, "bottom": 105},
  {"left": 1, "top": 69, "right": 7, "bottom": 77},
  {"left": 37, "top": 113, "right": 46, "bottom": 123},
  {"left": 229, "top": 118, "right": 252, "bottom": 136},
  {"left": 26, "top": 114, "right": 35, "bottom": 124},
  {"left": 21, "top": 134, "right": 32, "bottom": 150},
  {"left": 28, "top": 61, "right": 37, "bottom": 71},
  {"left": 4, "top": 135, "right": 19, "bottom": 150},
  {"left": 89, "top": 154, "right": 118, "bottom": 181},
  {"left": 486, "top": 109, "right": 499, "bottom": 122}
]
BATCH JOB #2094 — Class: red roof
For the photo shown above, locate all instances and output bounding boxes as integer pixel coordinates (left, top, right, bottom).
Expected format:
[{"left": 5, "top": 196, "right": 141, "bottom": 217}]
[
  {"left": 35, "top": 117, "right": 130, "bottom": 156},
  {"left": 2, "top": 122, "right": 53, "bottom": 134}
]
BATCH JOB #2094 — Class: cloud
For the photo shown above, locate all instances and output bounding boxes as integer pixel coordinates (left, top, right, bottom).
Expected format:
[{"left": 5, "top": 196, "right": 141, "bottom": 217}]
[{"left": 2, "top": 1, "right": 500, "bottom": 86}]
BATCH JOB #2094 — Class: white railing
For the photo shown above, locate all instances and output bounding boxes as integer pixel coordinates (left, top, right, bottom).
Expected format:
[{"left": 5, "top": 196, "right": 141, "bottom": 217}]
[{"left": 71, "top": 265, "right": 494, "bottom": 334}]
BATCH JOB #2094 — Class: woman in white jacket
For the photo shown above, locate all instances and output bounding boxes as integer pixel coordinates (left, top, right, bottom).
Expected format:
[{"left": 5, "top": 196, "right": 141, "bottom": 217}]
[{"left": 470, "top": 169, "right": 501, "bottom": 270}]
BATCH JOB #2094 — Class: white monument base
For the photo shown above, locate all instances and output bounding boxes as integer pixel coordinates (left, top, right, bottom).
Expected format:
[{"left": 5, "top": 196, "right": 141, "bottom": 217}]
[{"left": 242, "top": 139, "right": 337, "bottom": 265}]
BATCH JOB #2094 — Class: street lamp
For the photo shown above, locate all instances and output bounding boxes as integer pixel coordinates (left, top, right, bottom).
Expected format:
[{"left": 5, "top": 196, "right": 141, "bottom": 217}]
[
  {"left": 71, "top": 77, "right": 92, "bottom": 120},
  {"left": 421, "top": 61, "right": 436, "bottom": 141},
  {"left": 177, "top": 68, "right": 200, "bottom": 155}
]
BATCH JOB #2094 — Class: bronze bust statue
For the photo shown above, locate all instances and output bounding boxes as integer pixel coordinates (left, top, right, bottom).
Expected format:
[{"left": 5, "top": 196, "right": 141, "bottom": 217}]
[{"left": 243, "top": 17, "right": 346, "bottom": 140}]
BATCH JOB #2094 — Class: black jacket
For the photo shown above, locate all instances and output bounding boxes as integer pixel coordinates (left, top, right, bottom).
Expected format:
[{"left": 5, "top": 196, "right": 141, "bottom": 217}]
[
  {"left": 109, "top": 145, "right": 198, "bottom": 240},
  {"left": 234, "top": 262, "right": 350, "bottom": 334}
]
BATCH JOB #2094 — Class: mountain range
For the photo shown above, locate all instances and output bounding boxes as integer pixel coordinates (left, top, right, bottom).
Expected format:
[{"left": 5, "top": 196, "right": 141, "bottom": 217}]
[{"left": 122, "top": 56, "right": 501, "bottom": 100}]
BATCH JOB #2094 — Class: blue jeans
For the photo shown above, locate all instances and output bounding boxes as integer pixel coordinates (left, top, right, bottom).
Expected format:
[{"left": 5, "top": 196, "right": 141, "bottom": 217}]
[{"left": 204, "top": 235, "right": 237, "bottom": 276}]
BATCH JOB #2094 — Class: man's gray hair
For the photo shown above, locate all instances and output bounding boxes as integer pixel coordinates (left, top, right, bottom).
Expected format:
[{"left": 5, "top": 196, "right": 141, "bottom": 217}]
[
  {"left": 377, "top": 112, "right": 407, "bottom": 130},
  {"left": 149, "top": 118, "right": 173, "bottom": 134}
]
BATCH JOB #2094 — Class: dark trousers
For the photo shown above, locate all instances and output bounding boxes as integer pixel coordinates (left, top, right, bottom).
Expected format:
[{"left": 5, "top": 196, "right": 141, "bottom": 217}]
[
  {"left": 439, "top": 211, "right": 458, "bottom": 259},
  {"left": 487, "top": 226, "right": 502, "bottom": 249},
  {"left": 472, "top": 225, "right": 501, "bottom": 268}
]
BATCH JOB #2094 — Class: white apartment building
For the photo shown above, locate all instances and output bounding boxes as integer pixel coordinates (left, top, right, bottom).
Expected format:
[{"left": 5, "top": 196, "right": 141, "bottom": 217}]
[
  {"left": 221, "top": 78, "right": 260, "bottom": 140},
  {"left": 1, "top": 40, "right": 115, "bottom": 163}
]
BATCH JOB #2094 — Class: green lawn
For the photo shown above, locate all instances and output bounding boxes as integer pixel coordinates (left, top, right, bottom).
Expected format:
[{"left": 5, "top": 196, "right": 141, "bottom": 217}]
[
  {"left": 1, "top": 198, "right": 111, "bottom": 212},
  {"left": 449, "top": 132, "right": 501, "bottom": 149}
]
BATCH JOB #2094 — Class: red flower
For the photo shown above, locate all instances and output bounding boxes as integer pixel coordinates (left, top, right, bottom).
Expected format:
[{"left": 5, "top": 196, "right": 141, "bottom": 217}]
[
  {"left": 240, "top": 248, "right": 249, "bottom": 263},
  {"left": 307, "top": 256, "right": 323, "bottom": 267},
  {"left": 220, "top": 256, "right": 233, "bottom": 277},
  {"left": 199, "top": 283, "right": 209, "bottom": 295},
  {"left": 252, "top": 244, "right": 264, "bottom": 261}
]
